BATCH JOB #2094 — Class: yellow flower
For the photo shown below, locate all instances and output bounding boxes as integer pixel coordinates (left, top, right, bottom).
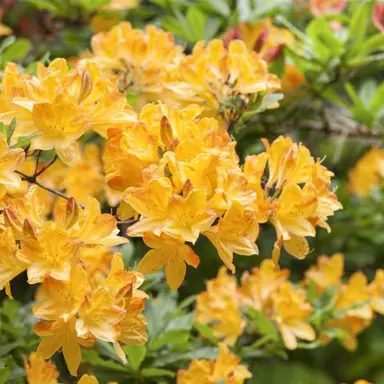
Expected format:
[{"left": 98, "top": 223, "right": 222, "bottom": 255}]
[
  {"left": 166, "top": 39, "right": 280, "bottom": 117},
  {"left": 0, "top": 59, "right": 134, "bottom": 165},
  {"left": 62, "top": 144, "right": 104, "bottom": 204},
  {"left": 0, "top": 228, "right": 30, "bottom": 298},
  {"left": 24, "top": 352, "right": 59, "bottom": 384},
  {"left": 282, "top": 63, "right": 305, "bottom": 91},
  {"left": 33, "top": 263, "right": 89, "bottom": 322},
  {"left": 238, "top": 259, "right": 290, "bottom": 312},
  {"left": 348, "top": 148, "right": 384, "bottom": 196},
  {"left": 335, "top": 273, "right": 374, "bottom": 321},
  {"left": 76, "top": 286, "right": 127, "bottom": 343},
  {"left": 35, "top": 317, "right": 94, "bottom": 376},
  {"left": 306, "top": 253, "right": 344, "bottom": 292},
  {"left": 138, "top": 233, "right": 200, "bottom": 290},
  {"left": 196, "top": 268, "right": 244, "bottom": 345},
  {"left": 204, "top": 201, "right": 259, "bottom": 272},
  {"left": 85, "top": 22, "right": 183, "bottom": 107},
  {"left": 21, "top": 221, "right": 80, "bottom": 284},
  {"left": 177, "top": 343, "right": 251, "bottom": 384},
  {"left": 244, "top": 136, "right": 341, "bottom": 261},
  {"left": 272, "top": 282, "right": 315, "bottom": 350},
  {"left": 0, "top": 132, "right": 25, "bottom": 199},
  {"left": 1, "top": 185, "right": 46, "bottom": 239},
  {"left": 239, "top": 19, "right": 295, "bottom": 57},
  {"left": 368, "top": 269, "right": 384, "bottom": 315},
  {"left": 165, "top": 190, "right": 216, "bottom": 243},
  {"left": 78, "top": 375, "right": 118, "bottom": 384},
  {"left": 56, "top": 197, "right": 128, "bottom": 248}
]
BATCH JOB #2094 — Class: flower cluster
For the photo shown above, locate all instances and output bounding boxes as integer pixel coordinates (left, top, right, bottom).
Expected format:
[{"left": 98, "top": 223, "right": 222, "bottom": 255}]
[
  {"left": 224, "top": 19, "right": 305, "bottom": 92},
  {"left": 104, "top": 101, "right": 341, "bottom": 288},
  {"left": 177, "top": 343, "right": 252, "bottom": 384},
  {"left": 348, "top": 148, "right": 384, "bottom": 196},
  {"left": 24, "top": 352, "right": 118, "bottom": 384},
  {"left": 0, "top": 59, "right": 136, "bottom": 164},
  {"left": 0, "top": 19, "right": 345, "bottom": 382},
  {"left": 0, "top": 195, "right": 147, "bottom": 375},
  {"left": 196, "top": 254, "right": 384, "bottom": 351},
  {"left": 82, "top": 22, "right": 183, "bottom": 108}
]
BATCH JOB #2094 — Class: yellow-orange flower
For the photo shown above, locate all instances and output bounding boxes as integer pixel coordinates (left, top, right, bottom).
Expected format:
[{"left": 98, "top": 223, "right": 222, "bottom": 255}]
[
  {"left": 177, "top": 343, "right": 252, "bottom": 384},
  {"left": 306, "top": 253, "right": 344, "bottom": 291},
  {"left": 272, "top": 282, "right": 315, "bottom": 350},
  {"left": 348, "top": 148, "right": 384, "bottom": 197},
  {"left": 204, "top": 201, "right": 259, "bottom": 273},
  {"left": 0, "top": 59, "right": 135, "bottom": 164},
  {"left": 0, "top": 132, "right": 25, "bottom": 199},
  {"left": 138, "top": 233, "right": 199, "bottom": 290},
  {"left": 196, "top": 268, "right": 244, "bottom": 345},
  {"left": 0, "top": 227, "right": 29, "bottom": 298},
  {"left": 24, "top": 352, "right": 59, "bottom": 384},
  {"left": 238, "top": 259, "right": 290, "bottom": 311},
  {"left": 166, "top": 39, "right": 280, "bottom": 118},
  {"left": 84, "top": 22, "right": 183, "bottom": 107}
]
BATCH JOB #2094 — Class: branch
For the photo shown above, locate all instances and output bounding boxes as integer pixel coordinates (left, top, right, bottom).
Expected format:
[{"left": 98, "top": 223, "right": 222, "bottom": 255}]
[
  {"left": 16, "top": 171, "right": 85, "bottom": 208},
  {"left": 35, "top": 154, "right": 58, "bottom": 177}
]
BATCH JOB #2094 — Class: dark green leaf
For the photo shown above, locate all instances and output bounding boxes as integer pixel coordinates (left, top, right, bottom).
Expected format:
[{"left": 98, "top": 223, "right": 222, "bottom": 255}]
[
  {"left": 246, "top": 308, "right": 279, "bottom": 340},
  {"left": 123, "top": 345, "right": 146, "bottom": 371},
  {"left": 141, "top": 367, "right": 175, "bottom": 378},
  {"left": 1, "top": 39, "right": 31, "bottom": 67}
]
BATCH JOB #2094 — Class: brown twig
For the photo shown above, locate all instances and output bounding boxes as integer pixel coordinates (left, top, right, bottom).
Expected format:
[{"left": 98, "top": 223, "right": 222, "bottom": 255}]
[{"left": 16, "top": 170, "right": 85, "bottom": 208}]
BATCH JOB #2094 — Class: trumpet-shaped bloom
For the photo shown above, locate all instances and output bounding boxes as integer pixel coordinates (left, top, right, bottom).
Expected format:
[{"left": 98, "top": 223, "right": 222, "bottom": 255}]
[
  {"left": 177, "top": 343, "right": 251, "bottom": 384},
  {"left": 35, "top": 317, "right": 94, "bottom": 376},
  {"left": 196, "top": 268, "right": 244, "bottom": 345},
  {"left": 238, "top": 259, "right": 290, "bottom": 311},
  {"left": 0, "top": 132, "right": 25, "bottom": 199},
  {"left": 24, "top": 353, "right": 59, "bottom": 384},
  {"left": 85, "top": 22, "right": 183, "bottom": 106},
  {"left": 204, "top": 202, "right": 259, "bottom": 272},
  {"left": 348, "top": 148, "right": 384, "bottom": 197},
  {"left": 272, "top": 283, "right": 315, "bottom": 350},
  {"left": 22, "top": 221, "right": 80, "bottom": 284},
  {"left": 138, "top": 233, "right": 200, "bottom": 290},
  {"left": 166, "top": 39, "right": 280, "bottom": 117},
  {"left": 0, "top": 228, "right": 30, "bottom": 297},
  {"left": 306, "top": 253, "right": 344, "bottom": 291}
]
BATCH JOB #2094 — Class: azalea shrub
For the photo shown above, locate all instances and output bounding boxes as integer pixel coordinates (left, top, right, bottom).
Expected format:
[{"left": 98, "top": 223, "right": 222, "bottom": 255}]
[{"left": 0, "top": 0, "right": 384, "bottom": 383}]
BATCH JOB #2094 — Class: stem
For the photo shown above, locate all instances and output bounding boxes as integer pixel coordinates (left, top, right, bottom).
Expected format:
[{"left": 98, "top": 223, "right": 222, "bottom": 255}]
[
  {"left": 16, "top": 171, "right": 85, "bottom": 208},
  {"left": 35, "top": 154, "right": 58, "bottom": 177}
]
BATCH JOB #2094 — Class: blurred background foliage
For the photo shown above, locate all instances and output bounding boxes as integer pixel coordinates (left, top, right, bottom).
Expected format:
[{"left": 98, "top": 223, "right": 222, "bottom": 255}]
[{"left": 1, "top": 0, "right": 384, "bottom": 383}]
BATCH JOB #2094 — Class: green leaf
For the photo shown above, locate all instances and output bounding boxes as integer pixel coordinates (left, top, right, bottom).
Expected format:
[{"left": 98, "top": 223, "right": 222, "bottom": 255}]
[
  {"left": 151, "top": 329, "right": 190, "bottom": 350},
  {"left": 204, "top": 0, "right": 231, "bottom": 16},
  {"left": 246, "top": 308, "right": 279, "bottom": 341},
  {"left": 237, "top": 0, "right": 252, "bottom": 22},
  {"left": 154, "top": 347, "right": 218, "bottom": 367},
  {"left": 205, "top": 18, "right": 222, "bottom": 40},
  {"left": 1, "top": 39, "right": 31, "bottom": 66},
  {"left": 82, "top": 350, "right": 129, "bottom": 373},
  {"left": 348, "top": 3, "right": 370, "bottom": 45},
  {"left": 354, "top": 33, "right": 384, "bottom": 55},
  {"left": 7, "top": 119, "right": 16, "bottom": 144},
  {"left": 0, "top": 36, "right": 16, "bottom": 55},
  {"left": 123, "top": 345, "right": 146, "bottom": 371},
  {"left": 194, "top": 321, "right": 219, "bottom": 344},
  {"left": 12, "top": 133, "right": 37, "bottom": 150},
  {"left": 0, "top": 367, "right": 10, "bottom": 384},
  {"left": 0, "top": 123, "right": 7, "bottom": 141},
  {"left": 269, "top": 52, "right": 285, "bottom": 78},
  {"left": 186, "top": 6, "right": 207, "bottom": 41},
  {"left": 141, "top": 368, "right": 175, "bottom": 378}
]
